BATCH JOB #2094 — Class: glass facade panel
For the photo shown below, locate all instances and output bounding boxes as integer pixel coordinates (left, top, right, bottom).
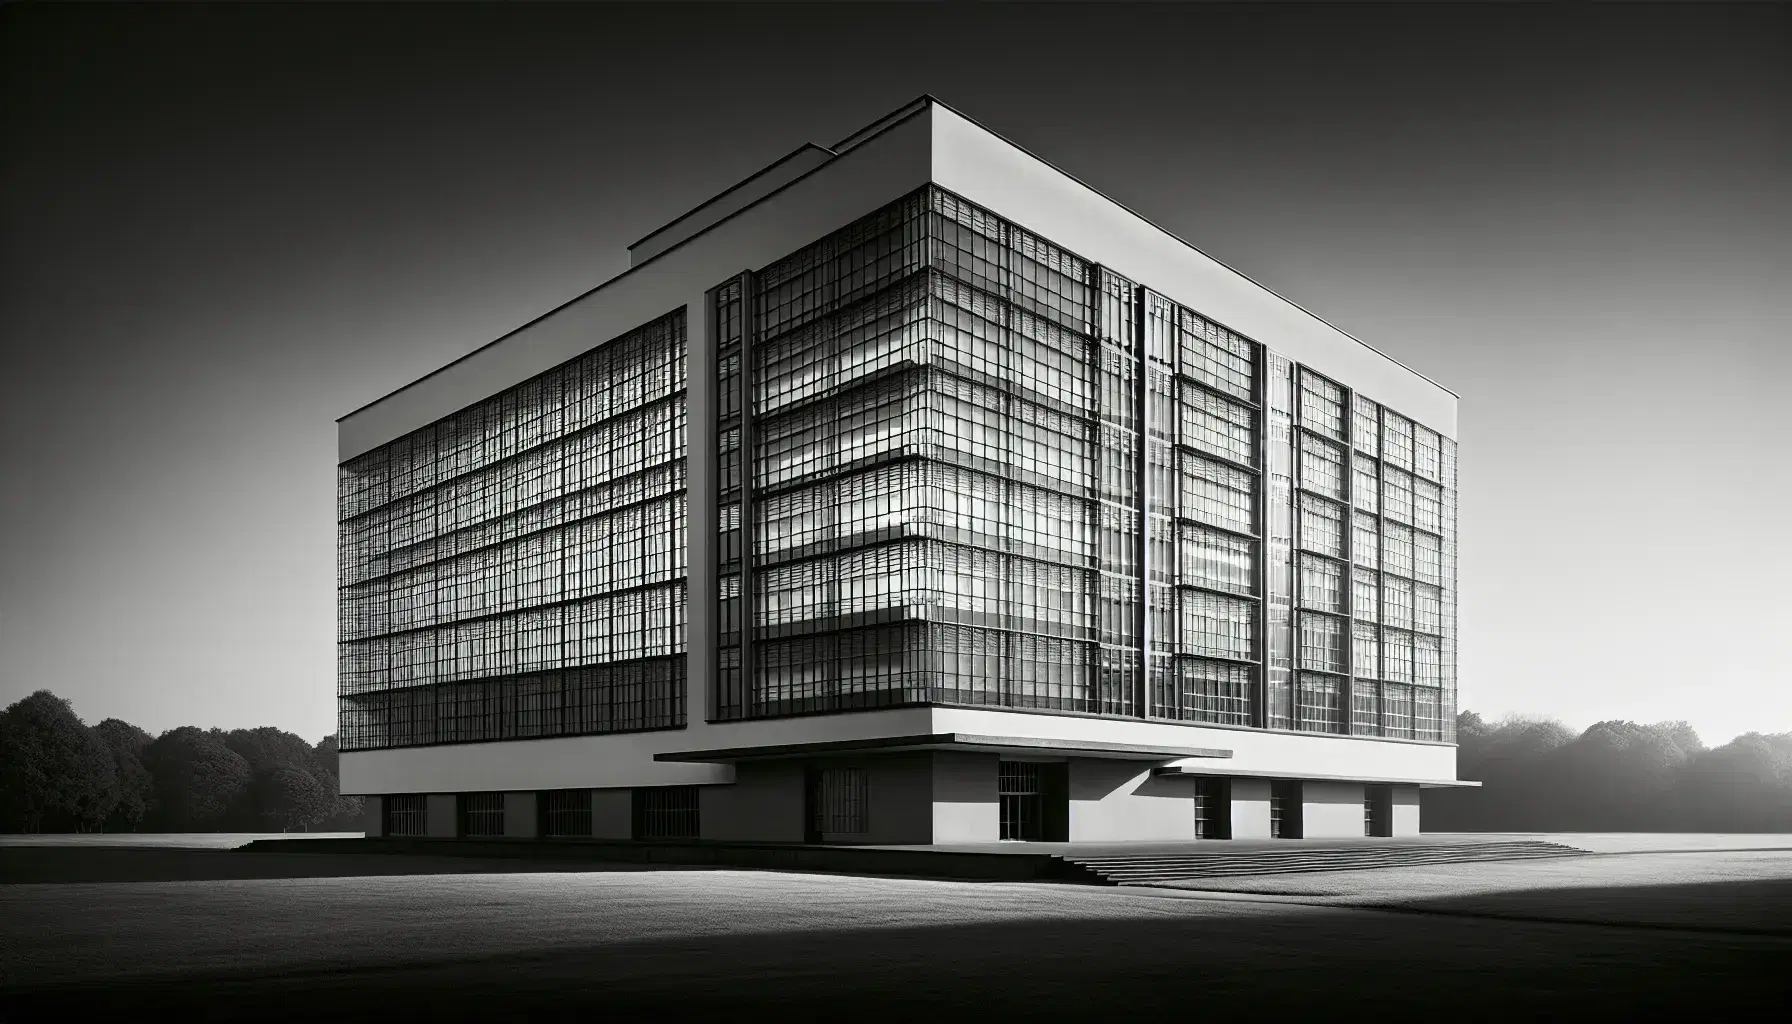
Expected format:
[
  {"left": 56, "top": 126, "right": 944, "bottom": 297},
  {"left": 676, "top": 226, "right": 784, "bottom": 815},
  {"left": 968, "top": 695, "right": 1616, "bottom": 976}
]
[
  {"left": 1297, "top": 672, "right": 1344, "bottom": 733},
  {"left": 340, "top": 184, "right": 1458, "bottom": 754},
  {"left": 1298, "top": 369, "right": 1345, "bottom": 441},
  {"left": 337, "top": 312, "right": 688, "bottom": 751},
  {"left": 1299, "top": 432, "right": 1346, "bottom": 500},
  {"left": 1298, "top": 554, "right": 1345, "bottom": 614}
]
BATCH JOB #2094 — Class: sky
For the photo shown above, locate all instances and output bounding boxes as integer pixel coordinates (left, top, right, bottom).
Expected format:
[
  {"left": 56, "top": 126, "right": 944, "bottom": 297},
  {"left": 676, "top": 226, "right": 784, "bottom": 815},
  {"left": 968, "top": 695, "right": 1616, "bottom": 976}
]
[{"left": 2, "top": 4, "right": 1787, "bottom": 747}]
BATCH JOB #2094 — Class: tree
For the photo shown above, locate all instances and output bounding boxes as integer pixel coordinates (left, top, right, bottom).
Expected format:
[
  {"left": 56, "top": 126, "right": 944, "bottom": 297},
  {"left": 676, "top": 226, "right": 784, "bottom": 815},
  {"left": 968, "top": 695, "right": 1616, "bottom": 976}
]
[
  {"left": 0, "top": 691, "right": 118, "bottom": 833},
  {"left": 254, "top": 763, "right": 337, "bottom": 831},
  {"left": 141, "top": 727, "right": 251, "bottom": 831},
  {"left": 92, "top": 718, "right": 156, "bottom": 832},
  {"left": 1549, "top": 720, "right": 1700, "bottom": 831},
  {"left": 216, "top": 726, "right": 334, "bottom": 829},
  {"left": 1677, "top": 732, "right": 1792, "bottom": 832},
  {"left": 310, "top": 734, "right": 365, "bottom": 829}
]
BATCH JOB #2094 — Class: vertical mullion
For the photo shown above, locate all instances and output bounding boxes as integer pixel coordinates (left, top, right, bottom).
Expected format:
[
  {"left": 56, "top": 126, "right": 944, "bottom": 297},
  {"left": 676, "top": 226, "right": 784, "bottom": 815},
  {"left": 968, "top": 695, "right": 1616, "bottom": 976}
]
[
  {"left": 1340, "top": 382, "right": 1355, "bottom": 735},
  {"left": 1133, "top": 285, "right": 1149, "bottom": 719}
]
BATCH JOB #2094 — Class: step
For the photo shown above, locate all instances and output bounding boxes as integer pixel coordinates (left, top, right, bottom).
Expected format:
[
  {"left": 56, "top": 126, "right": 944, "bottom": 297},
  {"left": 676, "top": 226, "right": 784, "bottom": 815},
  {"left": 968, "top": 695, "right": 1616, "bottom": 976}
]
[
  {"left": 1057, "top": 842, "right": 1593, "bottom": 886},
  {"left": 1090, "top": 853, "right": 1583, "bottom": 881}
]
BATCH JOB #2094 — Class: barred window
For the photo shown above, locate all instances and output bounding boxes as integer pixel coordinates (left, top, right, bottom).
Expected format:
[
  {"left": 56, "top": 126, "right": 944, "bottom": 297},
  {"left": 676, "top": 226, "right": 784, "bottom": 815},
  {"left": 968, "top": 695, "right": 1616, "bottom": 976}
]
[
  {"left": 814, "top": 768, "right": 869, "bottom": 836},
  {"left": 459, "top": 793, "right": 505, "bottom": 838},
  {"left": 633, "top": 786, "right": 700, "bottom": 840},
  {"left": 541, "top": 789, "right": 593, "bottom": 838},
  {"left": 384, "top": 794, "right": 427, "bottom": 837}
]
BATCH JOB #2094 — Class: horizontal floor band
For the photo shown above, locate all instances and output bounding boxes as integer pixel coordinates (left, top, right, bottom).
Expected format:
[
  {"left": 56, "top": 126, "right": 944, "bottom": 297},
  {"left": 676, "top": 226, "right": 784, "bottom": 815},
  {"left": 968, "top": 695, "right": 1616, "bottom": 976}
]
[
  {"left": 1151, "top": 765, "right": 1479, "bottom": 789},
  {"left": 655, "top": 732, "right": 1232, "bottom": 764}
]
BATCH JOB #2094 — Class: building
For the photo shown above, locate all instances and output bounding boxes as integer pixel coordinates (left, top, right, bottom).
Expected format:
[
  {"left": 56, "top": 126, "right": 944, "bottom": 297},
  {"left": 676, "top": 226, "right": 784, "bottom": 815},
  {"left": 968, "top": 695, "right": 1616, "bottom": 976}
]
[{"left": 338, "top": 96, "right": 1465, "bottom": 845}]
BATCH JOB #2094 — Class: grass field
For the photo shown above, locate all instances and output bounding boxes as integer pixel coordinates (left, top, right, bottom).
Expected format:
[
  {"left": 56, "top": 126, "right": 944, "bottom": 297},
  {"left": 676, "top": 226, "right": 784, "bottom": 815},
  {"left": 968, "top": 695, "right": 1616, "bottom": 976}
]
[{"left": 1, "top": 837, "right": 1786, "bottom": 1020}]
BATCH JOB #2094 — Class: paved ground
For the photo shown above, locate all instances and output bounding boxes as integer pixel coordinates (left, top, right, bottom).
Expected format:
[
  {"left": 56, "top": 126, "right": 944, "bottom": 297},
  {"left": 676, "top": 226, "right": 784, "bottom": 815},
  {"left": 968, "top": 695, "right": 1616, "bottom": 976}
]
[
  {"left": 1, "top": 835, "right": 1786, "bottom": 1020},
  {"left": 0, "top": 832, "right": 364, "bottom": 849}
]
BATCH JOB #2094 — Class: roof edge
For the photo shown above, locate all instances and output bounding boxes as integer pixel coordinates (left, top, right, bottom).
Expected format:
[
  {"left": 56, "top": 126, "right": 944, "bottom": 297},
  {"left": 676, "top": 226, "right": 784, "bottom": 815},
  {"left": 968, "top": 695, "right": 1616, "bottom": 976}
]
[
  {"left": 625, "top": 141, "right": 837, "bottom": 253},
  {"left": 920, "top": 95, "right": 1461, "bottom": 401}
]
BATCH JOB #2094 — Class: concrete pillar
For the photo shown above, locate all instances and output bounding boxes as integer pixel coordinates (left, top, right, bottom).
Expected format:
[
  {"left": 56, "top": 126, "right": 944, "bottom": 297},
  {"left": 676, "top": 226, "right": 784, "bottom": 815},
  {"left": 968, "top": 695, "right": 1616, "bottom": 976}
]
[
  {"left": 425, "top": 793, "right": 458, "bottom": 838},
  {"left": 1229, "top": 778, "right": 1272, "bottom": 839},
  {"left": 699, "top": 762, "right": 803, "bottom": 842},
  {"left": 1391, "top": 785, "right": 1421, "bottom": 836},
  {"left": 591, "top": 788, "right": 633, "bottom": 839},
  {"left": 1301, "top": 781, "right": 1368, "bottom": 838},
  {"left": 361, "top": 795, "right": 385, "bottom": 837},
  {"left": 504, "top": 792, "right": 538, "bottom": 838},
  {"left": 1069, "top": 761, "right": 1196, "bottom": 842},
  {"left": 932, "top": 751, "right": 998, "bottom": 843}
]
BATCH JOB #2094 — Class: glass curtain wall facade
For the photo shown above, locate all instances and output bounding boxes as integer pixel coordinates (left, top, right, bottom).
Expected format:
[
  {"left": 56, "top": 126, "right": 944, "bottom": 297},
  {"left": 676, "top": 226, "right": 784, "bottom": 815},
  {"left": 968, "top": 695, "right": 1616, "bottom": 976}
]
[
  {"left": 336, "top": 312, "right": 690, "bottom": 751},
  {"left": 711, "top": 185, "right": 1456, "bottom": 740}
]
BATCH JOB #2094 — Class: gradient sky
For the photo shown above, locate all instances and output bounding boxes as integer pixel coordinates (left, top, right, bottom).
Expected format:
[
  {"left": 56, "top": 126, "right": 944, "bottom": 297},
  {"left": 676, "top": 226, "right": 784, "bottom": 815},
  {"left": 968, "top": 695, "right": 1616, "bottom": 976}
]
[{"left": 3, "top": 4, "right": 1787, "bottom": 747}]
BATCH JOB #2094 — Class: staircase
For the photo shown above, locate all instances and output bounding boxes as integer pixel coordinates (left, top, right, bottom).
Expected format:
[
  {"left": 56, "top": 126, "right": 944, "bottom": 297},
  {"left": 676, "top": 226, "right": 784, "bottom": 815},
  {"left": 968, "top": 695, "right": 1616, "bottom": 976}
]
[{"left": 1058, "top": 840, "right": 1592, "bottom": 887}]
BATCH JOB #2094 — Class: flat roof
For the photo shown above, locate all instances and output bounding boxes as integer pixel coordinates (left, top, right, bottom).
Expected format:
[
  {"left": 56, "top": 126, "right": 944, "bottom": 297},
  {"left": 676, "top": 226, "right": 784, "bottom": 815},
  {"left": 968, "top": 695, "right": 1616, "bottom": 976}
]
[
  {"left": 339, "top": 93, "right": 1456, "bottom": 427},
  {"left": 655, "top": 732, "right": 1235, "bottom": 764}
]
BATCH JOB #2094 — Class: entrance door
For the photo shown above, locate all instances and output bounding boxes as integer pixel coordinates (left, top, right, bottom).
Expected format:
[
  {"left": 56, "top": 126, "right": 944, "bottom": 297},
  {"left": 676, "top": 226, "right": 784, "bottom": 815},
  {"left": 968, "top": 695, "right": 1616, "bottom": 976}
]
[
  {"left": 998, "top": 761, "right": 1043, "bottom": 841},
  {"left": 1193, "top": 778, "right": 1231, "bottom": 839},
  {"left": 1270, "top": 780, "right": 1303, "bottom": 839},
  {"left": 1364, "top": 785, "right": 1393, "bottom": 837},
  {"left": 802, "top": 765, "right": 823, "bottom": 844}
]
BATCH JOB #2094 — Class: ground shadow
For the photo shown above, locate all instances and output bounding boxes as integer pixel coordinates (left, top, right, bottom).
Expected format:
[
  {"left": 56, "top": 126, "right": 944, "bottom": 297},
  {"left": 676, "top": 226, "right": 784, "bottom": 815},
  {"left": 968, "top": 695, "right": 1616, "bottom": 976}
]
[
  {"left": 1386, "top": 877, "right": 1792, "bottom": 935},
  {"left": 1, "top": 903, "right": 1780, "bottom": 1020}
]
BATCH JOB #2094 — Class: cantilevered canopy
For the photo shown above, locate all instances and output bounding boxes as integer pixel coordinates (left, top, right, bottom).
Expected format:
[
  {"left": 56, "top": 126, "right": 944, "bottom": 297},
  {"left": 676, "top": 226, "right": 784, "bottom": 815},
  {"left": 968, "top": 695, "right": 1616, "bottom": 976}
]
[
  {"left": 655, "top": 733, "right": 1233, "bottom": 764},
  {"left": 1151, "top": 765, "right": 1481, "bottom": 789}
]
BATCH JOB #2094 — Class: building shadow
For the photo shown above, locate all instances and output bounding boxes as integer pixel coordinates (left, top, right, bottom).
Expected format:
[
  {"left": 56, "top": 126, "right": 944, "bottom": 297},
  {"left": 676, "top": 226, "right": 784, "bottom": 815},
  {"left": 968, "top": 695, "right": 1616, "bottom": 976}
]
[{"left": 1, "top": 889, "right": 1781, "bottom": 1021}]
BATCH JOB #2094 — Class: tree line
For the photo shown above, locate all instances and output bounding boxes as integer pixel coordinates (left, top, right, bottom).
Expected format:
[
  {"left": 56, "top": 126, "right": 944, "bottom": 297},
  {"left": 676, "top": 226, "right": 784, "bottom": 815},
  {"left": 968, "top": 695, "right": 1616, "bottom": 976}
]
[
  {"left": 4, "top": 689, "right": 1789, "bottom": 834},
  {"left": 1423, "top": 712, "right": 1792, "bottom": 832},
  {"left": 0, "top": 690, "right": 362, "bottom": 833}
]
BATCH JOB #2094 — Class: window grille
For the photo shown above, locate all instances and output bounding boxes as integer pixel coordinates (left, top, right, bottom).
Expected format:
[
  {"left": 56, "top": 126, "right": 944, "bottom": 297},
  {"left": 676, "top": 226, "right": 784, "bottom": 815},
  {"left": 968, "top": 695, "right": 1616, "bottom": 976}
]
[
  {"left": 384, "top": 794, "right": 427, "bottom": 837},
  {"left": 633, "top": 786, "right": 700, "bottom": 840},
  {"left": 541, "top": 789, "right": 593, "bottom": 838},
  {"left": 458, "top": 792, "right": 504, "bottom": 837}
]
